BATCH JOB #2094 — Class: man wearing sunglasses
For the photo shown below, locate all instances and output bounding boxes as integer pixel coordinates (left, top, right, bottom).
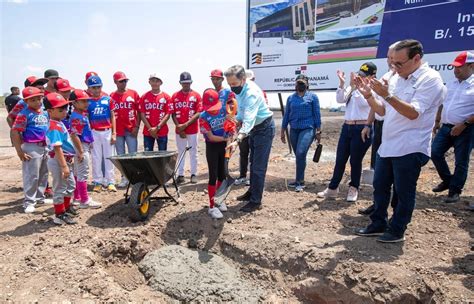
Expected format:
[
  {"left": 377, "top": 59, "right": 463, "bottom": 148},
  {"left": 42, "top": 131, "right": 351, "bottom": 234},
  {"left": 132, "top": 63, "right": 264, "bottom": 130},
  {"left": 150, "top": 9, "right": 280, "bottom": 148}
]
[
  {"left": 354, "top": 39, "right": 447, "bottom": 243},
  {"left": 431, "top": 51, "right": 474, "bottom": 204},
  {"left": 110, "top": 71, "right": 140, "bottom": 188}
]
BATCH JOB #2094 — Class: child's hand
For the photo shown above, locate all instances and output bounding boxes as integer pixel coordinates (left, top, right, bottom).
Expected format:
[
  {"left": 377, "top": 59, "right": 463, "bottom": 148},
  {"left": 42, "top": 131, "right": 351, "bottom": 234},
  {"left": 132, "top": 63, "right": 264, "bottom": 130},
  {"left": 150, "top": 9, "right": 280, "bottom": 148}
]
[
  {"left": 149, "top": 127, "right": 158, "bottom": 138},
  {"left": 110, "top": 133, "right": 116, "bottom": 145},
  {"left": 17, "top": 151, "right": 32, "bottom": 162},
  {"left": 61, "top": 165, "right": 70, "bottom": 179},
  {"left": 77, "top": 152, "right": 84, "bottom": 163}
]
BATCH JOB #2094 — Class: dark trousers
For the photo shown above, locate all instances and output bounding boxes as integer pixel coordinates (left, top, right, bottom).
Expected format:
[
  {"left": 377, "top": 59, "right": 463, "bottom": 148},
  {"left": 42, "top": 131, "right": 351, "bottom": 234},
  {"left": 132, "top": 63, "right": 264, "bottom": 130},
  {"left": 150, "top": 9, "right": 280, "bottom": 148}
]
[
  {"left": 370, "top": 153, "right": 429, "bottom": 237},
  {"left": 431, "top": 124, "right": 473, "bottom": 194},
  {"left": 370, "top": 119, "right": 383, "bottom": 169},
  {"left": 238, "top": 136, "right": 250, "bottom": 178},
  {"left": 144, "top": 135, "right": 168, "bottom": 151},
  {"left": 205, "top": 141, "right": 226, "bottom": 185},
  {"left": 248, "top": 117, "right": 275, "bottom": 204},
  {"left": 329, "top": 124, "right": 372, "bottom": 190}
]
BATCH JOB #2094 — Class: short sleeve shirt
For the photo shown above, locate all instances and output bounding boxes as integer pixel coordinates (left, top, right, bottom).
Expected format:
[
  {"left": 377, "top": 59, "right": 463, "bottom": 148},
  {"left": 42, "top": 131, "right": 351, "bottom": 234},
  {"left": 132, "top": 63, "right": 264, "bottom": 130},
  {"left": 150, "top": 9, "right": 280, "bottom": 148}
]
[
  {"left": 138, "top": 91, "right": 172, "bottom": 137},
  {"left": 87, "top": 96, "right": 113, "bottom": 130},
  {"left": 110, "top": 89, "right": 140, "bottom": 136},
  {"left": 12, "top": 107, "right": 49, "bottom": 143},
  {"left": 46, "top": 120, "right": 76, "bottom": 156},
  {"left": 69, "top": 110, "right": 94, "bottom": 143},
  {"left": 170, "top": 90, "right": 202, "bottom": 134}
]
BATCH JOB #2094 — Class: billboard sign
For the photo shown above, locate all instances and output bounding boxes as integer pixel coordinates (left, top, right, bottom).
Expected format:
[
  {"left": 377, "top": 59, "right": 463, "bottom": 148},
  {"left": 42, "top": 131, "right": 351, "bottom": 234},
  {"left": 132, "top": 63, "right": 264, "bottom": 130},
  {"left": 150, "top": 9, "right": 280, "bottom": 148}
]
[{"left": 247, "top": 0, "right": 474, "bottom": 91}]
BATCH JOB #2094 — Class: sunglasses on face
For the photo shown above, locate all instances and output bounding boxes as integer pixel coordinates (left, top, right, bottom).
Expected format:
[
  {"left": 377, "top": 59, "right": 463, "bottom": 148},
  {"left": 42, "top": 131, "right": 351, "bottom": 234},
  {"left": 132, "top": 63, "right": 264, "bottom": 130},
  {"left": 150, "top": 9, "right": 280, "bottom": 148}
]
[{"left": 118, "top": 79, "right": 128, "bottom": 83}]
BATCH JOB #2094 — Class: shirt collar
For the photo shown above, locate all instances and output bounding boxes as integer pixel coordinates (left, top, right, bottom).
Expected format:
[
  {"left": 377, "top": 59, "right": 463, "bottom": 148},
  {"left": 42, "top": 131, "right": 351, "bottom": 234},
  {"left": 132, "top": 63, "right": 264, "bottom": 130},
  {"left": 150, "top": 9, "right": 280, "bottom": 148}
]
[{"left": 407, "top": 62, "right": 429, "bottom": 81}]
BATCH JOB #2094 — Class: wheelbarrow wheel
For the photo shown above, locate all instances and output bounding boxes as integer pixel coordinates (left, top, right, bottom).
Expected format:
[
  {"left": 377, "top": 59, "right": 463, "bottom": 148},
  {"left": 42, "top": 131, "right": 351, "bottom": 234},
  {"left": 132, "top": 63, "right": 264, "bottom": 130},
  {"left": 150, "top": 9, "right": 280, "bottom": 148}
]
[{"left": 128, "top": 182, "right": 150, "bottom": 222}]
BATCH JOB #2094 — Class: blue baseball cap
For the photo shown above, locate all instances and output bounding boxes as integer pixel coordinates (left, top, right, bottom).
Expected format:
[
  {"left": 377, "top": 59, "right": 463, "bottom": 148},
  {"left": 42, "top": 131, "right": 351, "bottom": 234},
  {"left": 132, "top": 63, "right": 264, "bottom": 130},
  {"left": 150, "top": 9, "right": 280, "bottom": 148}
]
[{"left": 86, "top": 75, "right": 103, "bottom": 87}]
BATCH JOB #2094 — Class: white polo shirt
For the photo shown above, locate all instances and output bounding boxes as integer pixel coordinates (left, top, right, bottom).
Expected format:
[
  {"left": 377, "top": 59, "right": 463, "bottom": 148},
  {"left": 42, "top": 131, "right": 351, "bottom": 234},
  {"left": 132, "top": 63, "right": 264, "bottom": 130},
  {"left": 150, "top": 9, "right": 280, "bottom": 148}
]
[
  {"left": 378, "top": 63, "right": 447, "bottom": 157},
  {"left": 336, "top": 87, "right": 371, "bottom": 121},
  {"left": 441, "top": 74, "right": 474, "bottom": 125}
]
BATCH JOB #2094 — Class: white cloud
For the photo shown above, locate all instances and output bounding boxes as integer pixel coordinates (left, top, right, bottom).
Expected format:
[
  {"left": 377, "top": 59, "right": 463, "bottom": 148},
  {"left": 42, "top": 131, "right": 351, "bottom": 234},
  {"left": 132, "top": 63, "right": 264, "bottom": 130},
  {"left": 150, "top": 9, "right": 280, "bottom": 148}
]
[
  {"left": 146, "top": 47, "right": 157, "bottom": 54},
  {"left": 6, "top": 0, "right": 28, "bottom": 4},
  {"left": 23, "top": 42, "right": 42, "bottom": 49}
]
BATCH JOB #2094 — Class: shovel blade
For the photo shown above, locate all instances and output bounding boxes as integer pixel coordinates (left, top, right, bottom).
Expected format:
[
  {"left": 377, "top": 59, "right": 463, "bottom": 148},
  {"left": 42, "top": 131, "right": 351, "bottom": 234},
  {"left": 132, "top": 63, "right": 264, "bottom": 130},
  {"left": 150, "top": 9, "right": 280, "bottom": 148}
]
[{"left": 214, "top": 177, "right": 235, "bottom": 205}]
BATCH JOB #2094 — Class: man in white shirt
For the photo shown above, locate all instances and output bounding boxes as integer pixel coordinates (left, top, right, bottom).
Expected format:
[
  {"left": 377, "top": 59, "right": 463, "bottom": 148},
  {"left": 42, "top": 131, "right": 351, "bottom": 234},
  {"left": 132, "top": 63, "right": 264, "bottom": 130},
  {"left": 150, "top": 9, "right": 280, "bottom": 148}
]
[
  {"left": 431, "top": 51, "right": 474, "bottom": 203},
  {"left": 354, "top": 39, "right": 447, "bottom": 243}
]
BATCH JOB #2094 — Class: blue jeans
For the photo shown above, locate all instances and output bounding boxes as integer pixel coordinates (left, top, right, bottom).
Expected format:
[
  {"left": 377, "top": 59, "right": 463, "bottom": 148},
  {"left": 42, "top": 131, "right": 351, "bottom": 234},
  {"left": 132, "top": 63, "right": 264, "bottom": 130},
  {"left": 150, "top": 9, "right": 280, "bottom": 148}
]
[
  {"left": 248, "top": 117, "right": 275, "bottom": 205},
  {"left": 290, "top": 127, "right": 315, "bottom": 184},
  {"left": 431, "top": 124, "right": 473, "bottom": 194},
  {"left": 370, "top": 152, "right": 429, "bottom": 237},
  {"left": 144, "top": 135, "right": 168, "bottom": 151},
  {"left": 329, "top": 124, "right": 372, "bottom": 190},
  {"left": 115, "top": 130, "right": 138, "bottom": 155}
]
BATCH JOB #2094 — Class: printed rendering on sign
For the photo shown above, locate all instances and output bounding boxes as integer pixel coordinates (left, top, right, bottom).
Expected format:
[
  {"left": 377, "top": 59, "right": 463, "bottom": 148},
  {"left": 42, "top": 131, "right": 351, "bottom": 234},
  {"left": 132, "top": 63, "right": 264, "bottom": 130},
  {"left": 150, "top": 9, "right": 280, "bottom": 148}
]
[{"left": 247, "top": 0, "right": 474, "bottom": 91}]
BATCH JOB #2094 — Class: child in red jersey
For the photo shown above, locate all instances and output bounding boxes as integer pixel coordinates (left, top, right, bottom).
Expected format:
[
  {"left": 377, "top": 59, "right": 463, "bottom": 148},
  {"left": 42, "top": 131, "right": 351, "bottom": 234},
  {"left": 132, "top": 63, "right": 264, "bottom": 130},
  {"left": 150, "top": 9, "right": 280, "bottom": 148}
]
[{"left": 139, "top": 73, "right": 171, "bottom": 151}]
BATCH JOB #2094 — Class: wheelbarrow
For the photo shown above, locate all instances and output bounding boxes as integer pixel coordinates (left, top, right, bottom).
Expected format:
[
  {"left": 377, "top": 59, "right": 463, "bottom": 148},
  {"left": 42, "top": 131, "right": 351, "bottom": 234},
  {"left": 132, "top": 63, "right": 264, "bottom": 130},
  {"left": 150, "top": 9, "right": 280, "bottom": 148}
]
[{"left": 109, "top": 147, "right": 190, "bottom": 222}]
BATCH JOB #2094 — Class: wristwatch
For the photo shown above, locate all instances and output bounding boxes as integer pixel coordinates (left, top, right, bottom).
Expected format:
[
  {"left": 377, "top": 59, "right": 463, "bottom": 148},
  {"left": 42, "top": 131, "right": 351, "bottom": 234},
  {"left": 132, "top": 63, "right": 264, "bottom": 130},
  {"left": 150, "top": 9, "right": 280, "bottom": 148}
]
[
  {"left": 464, "top": 120, "right": 471, "bottom": 127},
  {"left": 384, "top": 94, "right": 393, "bottom": 102}
]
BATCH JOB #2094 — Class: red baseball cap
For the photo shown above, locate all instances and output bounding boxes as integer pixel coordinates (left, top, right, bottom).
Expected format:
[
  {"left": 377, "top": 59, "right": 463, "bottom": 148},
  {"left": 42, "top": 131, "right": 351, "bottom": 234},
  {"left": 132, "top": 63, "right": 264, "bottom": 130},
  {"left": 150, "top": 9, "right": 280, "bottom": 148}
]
[
  {"left": 85, "top": 71, "right": 98, "bottom": 82},
  {"left": 69, "top": 89, "right": 90, "bottom": 101},
  {"left": 24, "top": 76, "right": 48, "bottom": 88},
  {"left": 22, "top": 87, "right": 44, "bottom": 100},
  {"left": 44, "top": 93, "right": 70, "bottom": 109},
  {"left": 450, "top": 51, "right": 474, "bottom": 67},
  {"left": 202, "top": 89, "right": 222, "bottom": 112},
  {"left": 55, "top": 78, "right": 74, "bottom": 92},
  {"left": 113, "top": 71, "right": 128, "bottom": 82},
  {"left": 210, "top": 69, "right": 224, "bottom": 78}
]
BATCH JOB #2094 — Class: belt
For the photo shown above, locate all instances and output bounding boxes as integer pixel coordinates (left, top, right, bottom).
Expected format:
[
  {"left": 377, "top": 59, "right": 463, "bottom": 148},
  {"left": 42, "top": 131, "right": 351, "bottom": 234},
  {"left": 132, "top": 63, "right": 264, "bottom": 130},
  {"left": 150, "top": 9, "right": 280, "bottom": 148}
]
[
  {"left": 93, "top": 128, "right": 110, "bottom": 131},
  {"left": 251, "top": 116, "right": 273, "bottom": 133},
  {"left": 49, "top": 152, "right": 74, "bottom": 163},
  {"left": 25, "top": 141, "right": 47, "bottom": 147},
  {"left": 345, "top": 120, "right": 366, "bottom": 125}
]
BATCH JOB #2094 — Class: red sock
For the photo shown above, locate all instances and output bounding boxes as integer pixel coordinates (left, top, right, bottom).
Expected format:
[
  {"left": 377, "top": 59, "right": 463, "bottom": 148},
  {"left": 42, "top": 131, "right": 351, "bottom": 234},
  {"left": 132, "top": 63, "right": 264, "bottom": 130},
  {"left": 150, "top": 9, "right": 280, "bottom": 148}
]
[
  {"left": 54, "top": 203, "right": 66, "bottom": 215},
  {"left": 216, "top": 180, "right": 222, "bottom": 190},
  {"left": 64, "top": 197, "right": 71, "bottom": 210},
  {"left": 208, "top": 184, "right": 216, "bottom": 209}
]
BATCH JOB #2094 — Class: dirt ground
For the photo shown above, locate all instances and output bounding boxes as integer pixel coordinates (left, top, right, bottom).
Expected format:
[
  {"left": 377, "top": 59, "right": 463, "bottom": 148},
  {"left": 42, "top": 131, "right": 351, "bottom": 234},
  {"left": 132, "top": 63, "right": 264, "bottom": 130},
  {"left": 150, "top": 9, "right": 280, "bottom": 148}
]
[{"left": 0, "top": 110, "right": 472, "bottom": 303}]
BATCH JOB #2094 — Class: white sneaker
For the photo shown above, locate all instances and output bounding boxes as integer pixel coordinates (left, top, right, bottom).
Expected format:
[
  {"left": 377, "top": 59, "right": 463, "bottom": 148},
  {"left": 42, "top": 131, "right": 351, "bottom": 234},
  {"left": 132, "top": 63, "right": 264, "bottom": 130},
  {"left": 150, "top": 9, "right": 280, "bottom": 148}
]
[
  {"left": 234, "top": 177, "right": 247, "bottom": 186},
  {"left": 117, "top": 178, "right": 129, "bottom": 189},
  {"left": 208, "top": 207, "right": 223, "bottom": 219},
  {"left": 79, "top": 199, "right": 102, "bottom": 209},
  {"left": 317, "top": 187, "right": 338, "bottom": 199},
  {"left": 217, "top": 202, "right": 228, "bottom": 212},
  {"left": 37, "top": 199, "right": 53, "bottom": 205},
  {"left": 295, "top": 185, "right": 305, "bottom": 192},
  {"left": 72, "top": 199, "right": 81, "bottom": 206},
  {"left": 24, "top": 205, "right": 35, "bottom": 213},
  {"left": 346, "top": 186, "right": 359, "bottom": 202}
]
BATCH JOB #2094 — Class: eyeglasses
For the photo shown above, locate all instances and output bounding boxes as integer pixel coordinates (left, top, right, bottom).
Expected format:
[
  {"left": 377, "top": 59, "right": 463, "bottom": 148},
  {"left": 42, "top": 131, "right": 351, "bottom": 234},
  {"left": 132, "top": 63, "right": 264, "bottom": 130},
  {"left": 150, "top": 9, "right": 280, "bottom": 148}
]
[
  {"left": 118, "top": 79, "right": 128, "bottom": 83},
  {"left": 392, "top": 57, "right": 412, "bottom": 68}
]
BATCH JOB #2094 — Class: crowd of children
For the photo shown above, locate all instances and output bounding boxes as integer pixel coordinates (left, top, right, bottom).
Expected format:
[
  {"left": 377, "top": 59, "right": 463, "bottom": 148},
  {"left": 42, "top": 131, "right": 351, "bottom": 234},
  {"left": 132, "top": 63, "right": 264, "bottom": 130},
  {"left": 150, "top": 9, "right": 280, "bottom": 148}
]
[{"left": 8, "top": 68, "right": 239, "bottom": 223}]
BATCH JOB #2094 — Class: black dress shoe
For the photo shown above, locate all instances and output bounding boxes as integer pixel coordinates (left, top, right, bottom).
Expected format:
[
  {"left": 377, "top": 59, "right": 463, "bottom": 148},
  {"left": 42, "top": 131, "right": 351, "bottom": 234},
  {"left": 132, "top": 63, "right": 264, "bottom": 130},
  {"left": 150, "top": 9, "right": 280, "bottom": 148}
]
[
  {"left": 444, "top": 192, "right": 460, "bottom": 203},
  {"left": 377, "top": 231, "right": 405, "bottom": 243},
  {"left": 358, "top": 204, "right": 375, "bottom": 215},
  {"left": 432, "top": 182, "right": 449, "bottom": 193},
  {"left": 236, "top": 191, "right": 251, "bottom": 201},
  {"left": 240, "top": 202, "right": 261, "bottom": 213},
  {"left": 355, "top": 225, "right": 385, "bottom": 237}
]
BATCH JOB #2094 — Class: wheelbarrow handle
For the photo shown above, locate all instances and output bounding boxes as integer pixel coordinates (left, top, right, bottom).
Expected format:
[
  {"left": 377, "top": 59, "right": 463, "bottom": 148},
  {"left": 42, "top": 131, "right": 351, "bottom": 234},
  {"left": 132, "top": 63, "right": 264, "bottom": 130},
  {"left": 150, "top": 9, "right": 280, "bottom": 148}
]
[{"left": 173, "top": 146, "right": 192, "bottom": 177}]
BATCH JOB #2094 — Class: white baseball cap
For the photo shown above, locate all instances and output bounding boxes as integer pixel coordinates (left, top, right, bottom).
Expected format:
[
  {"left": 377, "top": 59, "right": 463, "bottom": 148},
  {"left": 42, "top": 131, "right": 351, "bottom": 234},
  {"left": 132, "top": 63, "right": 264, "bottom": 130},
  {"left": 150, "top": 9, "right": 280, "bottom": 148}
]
[{"left": 149, "top": 73, "right": 162, "bottom": 82}]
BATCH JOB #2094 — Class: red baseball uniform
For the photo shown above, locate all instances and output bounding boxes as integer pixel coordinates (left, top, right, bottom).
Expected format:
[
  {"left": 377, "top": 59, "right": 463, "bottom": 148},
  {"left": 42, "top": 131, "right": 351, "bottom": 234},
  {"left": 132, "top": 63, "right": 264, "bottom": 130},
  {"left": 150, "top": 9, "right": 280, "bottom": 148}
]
[
  {"left": 138, "top": 91, "right": 172, "bottom": 137},
  {"left": 110, "top": 89, "right": 140, "bottom": 136},
  {"left": 170, "top": 90, "right": 202, "bottom": 135}
]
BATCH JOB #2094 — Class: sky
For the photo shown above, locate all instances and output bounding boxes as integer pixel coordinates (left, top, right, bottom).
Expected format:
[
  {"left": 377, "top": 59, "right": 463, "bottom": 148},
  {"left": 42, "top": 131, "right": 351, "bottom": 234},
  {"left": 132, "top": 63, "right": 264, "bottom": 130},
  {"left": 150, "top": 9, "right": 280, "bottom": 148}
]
[{"left": 0, "top": 0, "right": 247, "bottom": 96}]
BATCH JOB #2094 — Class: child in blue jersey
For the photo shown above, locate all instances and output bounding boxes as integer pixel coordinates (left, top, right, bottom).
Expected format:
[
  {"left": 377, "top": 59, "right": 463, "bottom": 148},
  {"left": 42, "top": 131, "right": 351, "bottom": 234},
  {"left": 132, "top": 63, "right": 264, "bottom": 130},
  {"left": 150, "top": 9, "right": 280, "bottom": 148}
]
[
  {"left": 69, "top": 89, "right": 102, "bottom": 209},
  {"left": 44, "top": 93, "right": 78, "bottom": 225},
  {"left": 11, "top": 87, "right": 50, "bottom": 213},
  {"left": 199, "top": 88, "right": 233, "bottom": 219},
  {"left": 86, "top": 75, "right": 117, "bottom": 192}
]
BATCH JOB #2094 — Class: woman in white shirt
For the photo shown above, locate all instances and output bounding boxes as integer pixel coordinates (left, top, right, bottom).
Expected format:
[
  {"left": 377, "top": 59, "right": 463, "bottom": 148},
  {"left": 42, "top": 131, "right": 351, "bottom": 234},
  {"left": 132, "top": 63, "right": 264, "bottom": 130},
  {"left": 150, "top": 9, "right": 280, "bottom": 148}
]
[{"left": 318, "top": 62, "right": 377, "bottom": 202}]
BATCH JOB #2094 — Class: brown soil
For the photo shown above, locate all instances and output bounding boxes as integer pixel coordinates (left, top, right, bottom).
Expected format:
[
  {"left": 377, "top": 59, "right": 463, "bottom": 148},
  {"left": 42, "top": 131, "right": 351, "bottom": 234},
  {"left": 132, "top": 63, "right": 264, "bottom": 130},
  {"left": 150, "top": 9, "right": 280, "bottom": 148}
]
[{"left": 0, "top": 111, "right": 472, "bottom": 303}]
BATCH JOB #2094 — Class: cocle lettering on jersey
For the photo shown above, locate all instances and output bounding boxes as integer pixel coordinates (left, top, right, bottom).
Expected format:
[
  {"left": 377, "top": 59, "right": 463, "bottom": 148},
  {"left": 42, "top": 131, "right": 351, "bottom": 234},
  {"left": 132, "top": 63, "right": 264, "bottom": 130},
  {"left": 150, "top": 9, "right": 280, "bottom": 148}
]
[
  {"left": 116, "top": 102, "right": 133, "bottom": 109},
  {"left": 145, "top": 102, "right": 165, "bottom": 111},
  {"left": 174, "top": 101, "right": 195, "bottom": 109}
]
